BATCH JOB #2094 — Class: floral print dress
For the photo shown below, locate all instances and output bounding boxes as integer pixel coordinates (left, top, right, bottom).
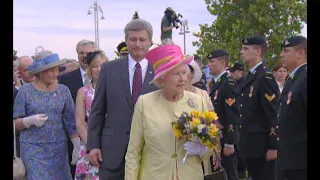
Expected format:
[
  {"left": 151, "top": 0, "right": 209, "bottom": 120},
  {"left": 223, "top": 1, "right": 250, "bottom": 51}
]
[
  {"left": 13, "top": 83, "right": 76, "bottom": 180},
  {"left": 75, "top": 84, "right": 99, "bottom": 180}
]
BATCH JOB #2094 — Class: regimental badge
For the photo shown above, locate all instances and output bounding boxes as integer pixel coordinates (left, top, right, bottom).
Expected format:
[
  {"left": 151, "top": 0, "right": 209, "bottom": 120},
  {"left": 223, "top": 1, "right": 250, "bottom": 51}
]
[
  {"left": 265, "top": 93, "right": 275, "bottom": 102},
  {"left": 243, "top": 38, "right": 248, "bottom": 43},
  {"left": 287, "top": 92, "right": 292, "bottom": 105},
  {"left": 284, "top": 40, "right": 290, "bottom": 45},
  {"left": 187, "top": 98, "right": 196, "bottom": 108},
  {"left": 214, "top": 90, "right": 218, "bottom": 100},
  {"left": 228, "top": 124, "right": 234, "bottom": 132},
  {"left": 225, "top": 98, "right": 235, "bottom": 107},
  {"left": 249, "top": 86, "right": 254, "bottom": 97},
  {"left": 269, "top": 127, "right": 277, "bottom": 136}
]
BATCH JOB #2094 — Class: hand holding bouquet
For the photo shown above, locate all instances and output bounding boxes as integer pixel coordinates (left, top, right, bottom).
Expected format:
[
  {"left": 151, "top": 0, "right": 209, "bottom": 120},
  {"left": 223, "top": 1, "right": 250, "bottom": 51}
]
[{"left": 171, "top": 110, "right": 223, "bottom": 163}]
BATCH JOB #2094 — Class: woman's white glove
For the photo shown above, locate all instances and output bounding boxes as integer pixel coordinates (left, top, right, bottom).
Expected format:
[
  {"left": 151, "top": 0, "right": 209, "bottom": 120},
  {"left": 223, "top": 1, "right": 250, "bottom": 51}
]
[
  {"left": 22, "top": 114, "right": 48, "bottom": 128},
  {"left": 71, "top": 136, "right": 81, "bottom": 165},
  {"left": 184, "top": 141, "right": 208, "bottom": 158}
]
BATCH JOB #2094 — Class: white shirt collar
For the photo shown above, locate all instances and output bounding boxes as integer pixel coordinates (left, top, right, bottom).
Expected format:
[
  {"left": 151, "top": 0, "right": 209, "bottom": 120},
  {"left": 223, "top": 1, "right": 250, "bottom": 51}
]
[
  {"left": 276, "top": 80, "right": 284, "bottom": 93},
  {"left": 249, "top": 61, "right": 263, "bottom": 73},
  {"left": 80, "top": 67, "right": 86, "bottom": 77},
  {"left": 128, "top": 54, "right": 148, "bottom": 71},
  {"left": 289, "top": 63, "right": 307, "bottom": 78},
  {"left": 214, "top": 71, "right": 227, "bottom": 83}
]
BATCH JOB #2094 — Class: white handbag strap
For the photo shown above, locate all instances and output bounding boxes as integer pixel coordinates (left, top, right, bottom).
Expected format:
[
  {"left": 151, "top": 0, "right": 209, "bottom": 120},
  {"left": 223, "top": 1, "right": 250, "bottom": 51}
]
[{"left": 13, "top": 120, "right": 17, "bottom": 158}]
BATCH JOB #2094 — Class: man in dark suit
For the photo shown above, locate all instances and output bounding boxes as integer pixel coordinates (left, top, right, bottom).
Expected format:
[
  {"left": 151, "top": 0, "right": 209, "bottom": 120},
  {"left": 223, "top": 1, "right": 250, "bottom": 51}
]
[
  {"left": 239, "top": 35, "right": 279, "bottom": 180},
  {"left": 57, "top": 39, "right": 98, "bottom": 178},
  {"left": 58, "top": 39, "right": 98, "bottom": 103},
  {"left": 278, "top": 36, "right": 307, "bottom": 180},
  {"left": 208, "top": 49, "right": 240, "bottom": 180},
  {"left": 87, "top": 19, "right": 157, "bottom": 179}
]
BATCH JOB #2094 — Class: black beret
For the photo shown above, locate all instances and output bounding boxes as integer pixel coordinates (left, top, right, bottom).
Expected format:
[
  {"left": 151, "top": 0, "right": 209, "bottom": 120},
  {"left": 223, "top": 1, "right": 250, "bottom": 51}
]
[
  {"left": 229, "top": 62, "right": 244, "bottom": 72},
  {"left": 242, "top": 35, "right": 266, "bottom": 45},
  {"left": 117, "top": 42, "right": 128, "bottom": 54},
  {"left": 281, "top": 36, "right": 307, "bottom": 49},
  {"left": 208, "top": 49, "right": 229, "bottom": 60}
]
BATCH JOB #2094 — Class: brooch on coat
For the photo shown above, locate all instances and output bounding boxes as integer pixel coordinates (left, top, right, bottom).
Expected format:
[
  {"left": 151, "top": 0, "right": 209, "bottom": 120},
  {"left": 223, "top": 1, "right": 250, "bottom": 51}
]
[{"left": 187, "top": 98, "right": 196, "bottom": 108}]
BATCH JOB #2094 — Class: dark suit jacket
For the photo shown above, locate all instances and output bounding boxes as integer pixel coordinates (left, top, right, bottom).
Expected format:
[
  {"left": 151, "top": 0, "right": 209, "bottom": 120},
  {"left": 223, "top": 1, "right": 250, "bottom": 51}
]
[
  {"left": 58, "top": 68, "right": 83, "bottom": 103},
  {"left": 87, "top": 56, "right": 157, "bottom": 170},
  {"left": 209, "top": 72, "right": 239, "bottom": 146},
  {"left": 239, "top": 63, "right": 280, "bottom": 158},
  {"left": 278, "top": 64, "right": 307, "bottom": 171}
]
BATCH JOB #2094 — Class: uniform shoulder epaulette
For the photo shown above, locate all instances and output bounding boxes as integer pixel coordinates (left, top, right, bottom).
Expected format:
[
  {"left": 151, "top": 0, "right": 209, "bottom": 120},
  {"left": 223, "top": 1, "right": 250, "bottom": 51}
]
[
  {"left": 227, "top": 77, "right": 236, "bottom": 86},
  {"left": 265, "top": 71, "right": 274, "bottom": 80}
]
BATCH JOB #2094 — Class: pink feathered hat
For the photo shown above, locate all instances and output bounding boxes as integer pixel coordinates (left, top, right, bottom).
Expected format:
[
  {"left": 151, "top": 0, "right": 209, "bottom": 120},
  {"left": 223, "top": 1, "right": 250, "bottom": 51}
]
[{"left": 146, "top": 44, "right": 193, "bottom": 86}]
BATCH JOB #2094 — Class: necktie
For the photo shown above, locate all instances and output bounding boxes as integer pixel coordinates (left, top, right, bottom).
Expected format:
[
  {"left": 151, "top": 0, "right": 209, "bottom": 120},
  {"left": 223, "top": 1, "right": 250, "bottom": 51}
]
[
  {"left": 84, "top": 73, "right": 90, "bottom": 86},
  {"left": 132, "top": 63, "right": 142, "bottom": 105}
]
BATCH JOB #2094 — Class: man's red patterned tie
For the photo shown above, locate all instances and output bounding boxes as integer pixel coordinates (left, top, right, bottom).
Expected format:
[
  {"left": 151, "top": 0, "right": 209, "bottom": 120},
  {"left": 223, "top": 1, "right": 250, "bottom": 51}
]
[{"left": 132, "top": 63, "right": 142, "bottom": 105}]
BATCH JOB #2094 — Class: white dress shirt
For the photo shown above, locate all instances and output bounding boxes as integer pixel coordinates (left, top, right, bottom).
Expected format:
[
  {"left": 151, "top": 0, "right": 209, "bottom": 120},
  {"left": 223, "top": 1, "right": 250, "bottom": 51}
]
[
  {"left": 128, "top": 54, "right": 148, "bottom": 95},
  {"left": 276, "top": 81, "right": 284, "bottom": 93},
  {"left": 80, "top": 67, "right": 91, "bottom": 85}
]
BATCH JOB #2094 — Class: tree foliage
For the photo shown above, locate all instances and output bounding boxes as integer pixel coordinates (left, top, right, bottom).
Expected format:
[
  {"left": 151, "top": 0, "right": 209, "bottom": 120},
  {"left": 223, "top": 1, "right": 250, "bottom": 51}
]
[{"left": 193, "top": 0, "right": 307, "bottom": 68}]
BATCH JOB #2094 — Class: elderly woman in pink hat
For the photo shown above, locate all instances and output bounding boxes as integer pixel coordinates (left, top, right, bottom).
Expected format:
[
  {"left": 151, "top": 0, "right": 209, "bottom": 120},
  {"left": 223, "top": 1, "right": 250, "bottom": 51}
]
[{"left": 125, "top": 44, "right": 212, "bottom": 180}]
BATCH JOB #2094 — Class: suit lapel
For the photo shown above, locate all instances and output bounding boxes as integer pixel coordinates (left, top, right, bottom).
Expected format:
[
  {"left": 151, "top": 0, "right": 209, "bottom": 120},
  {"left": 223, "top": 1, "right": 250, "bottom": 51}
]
[
  {"left": 76, "top": 68, "right": 84, "bottom": 88},
  {"left": 210, "top": 73, "right": 227, "bottom": 96},
  {"left": 118, "top": 57, "right": 133, "bottom": 109},
  {"left": 241, "top": 63, "right": 264, "bottom": 90},
  {"left": 141, "top": 63, "right": 154, "bottom": 94},
  {"left": 281, "top": 77, "right": 292, "bottom": 100}
]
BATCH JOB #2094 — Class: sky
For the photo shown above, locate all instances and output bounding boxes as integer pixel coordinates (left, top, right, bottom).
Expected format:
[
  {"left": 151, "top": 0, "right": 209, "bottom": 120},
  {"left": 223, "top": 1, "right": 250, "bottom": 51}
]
[{"left": 14, "top": 0, "right": 307, "bottom": 60}]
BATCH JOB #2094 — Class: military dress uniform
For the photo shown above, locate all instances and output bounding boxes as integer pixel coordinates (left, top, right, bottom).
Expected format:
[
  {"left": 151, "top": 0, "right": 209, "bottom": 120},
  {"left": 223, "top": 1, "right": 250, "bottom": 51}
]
[
  {"left": 209, "top": 50, "right": 240, "bottom": 180},
  {"left": 278, "top": 36, "right": 307, "bottom": 180},
  {"left": 239, "top": 36, "right": 280, "bottom": 180}
]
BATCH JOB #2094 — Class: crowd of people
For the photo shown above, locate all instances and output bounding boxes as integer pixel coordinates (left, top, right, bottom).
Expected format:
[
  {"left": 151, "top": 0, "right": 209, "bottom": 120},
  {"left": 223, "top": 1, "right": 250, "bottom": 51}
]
[{"left": 13, "top": 11, "right": 306, "bottom": 180}]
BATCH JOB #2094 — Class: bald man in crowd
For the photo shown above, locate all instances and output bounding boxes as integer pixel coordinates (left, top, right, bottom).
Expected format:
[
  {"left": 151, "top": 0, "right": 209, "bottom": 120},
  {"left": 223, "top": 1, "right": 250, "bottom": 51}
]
[{"left": 13, "top": 56, "right": 35, "bottom": 89}]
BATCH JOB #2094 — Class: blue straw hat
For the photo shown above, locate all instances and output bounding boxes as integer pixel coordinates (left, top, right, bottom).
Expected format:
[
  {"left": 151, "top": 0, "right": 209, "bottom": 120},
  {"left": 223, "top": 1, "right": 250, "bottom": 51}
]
[{"left": 29, "top": 50, "right": 67, "bottom": 75}]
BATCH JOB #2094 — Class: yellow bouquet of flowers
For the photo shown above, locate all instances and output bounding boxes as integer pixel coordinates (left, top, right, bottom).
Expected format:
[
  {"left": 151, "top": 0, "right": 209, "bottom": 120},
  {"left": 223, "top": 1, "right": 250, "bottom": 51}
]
[{"left": 171, "top": 110, "right": 223, "bottom": 163}]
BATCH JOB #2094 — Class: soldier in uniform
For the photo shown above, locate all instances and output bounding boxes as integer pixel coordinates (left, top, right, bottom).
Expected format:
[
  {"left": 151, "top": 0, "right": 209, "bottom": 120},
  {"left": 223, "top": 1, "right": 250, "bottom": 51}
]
[
  {"left": 117, "top": 41, "right": 129, "bottom": 59},
  {"left": 239, "top": 35, "right": 279, "bottom": 180},
  {"left": 208, "top": 49, "right": 240, "bottom": 180},
  {"left": 229, "top": 62, "right": 246, "bottom": 97},
  {"left": 278, "top": 36, "right": 307, "bottom": 180}
]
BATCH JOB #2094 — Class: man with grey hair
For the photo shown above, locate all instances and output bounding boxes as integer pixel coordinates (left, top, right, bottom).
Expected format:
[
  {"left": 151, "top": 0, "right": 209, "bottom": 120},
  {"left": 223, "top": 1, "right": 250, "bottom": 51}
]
[
  {"left": 58, "top": 39, "right": 98, "bottom": 103},
  {"left": 58, "top": 39, "right": 98, "bottom": 178},
  {"left": 87, "top": 18, "right": 157, "bottom": 179}
]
